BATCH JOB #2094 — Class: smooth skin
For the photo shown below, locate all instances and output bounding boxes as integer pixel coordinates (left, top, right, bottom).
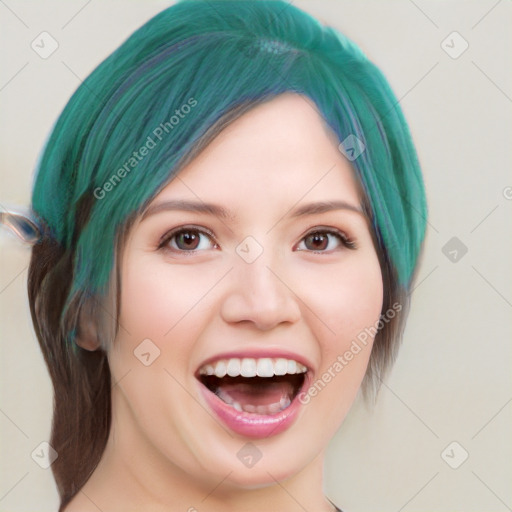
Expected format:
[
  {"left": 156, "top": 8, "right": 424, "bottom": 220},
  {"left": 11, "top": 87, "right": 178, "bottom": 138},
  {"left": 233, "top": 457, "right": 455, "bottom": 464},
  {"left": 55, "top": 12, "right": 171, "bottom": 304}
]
[{"left": 68, "top": 93, "right": 383, "bottom": 512}]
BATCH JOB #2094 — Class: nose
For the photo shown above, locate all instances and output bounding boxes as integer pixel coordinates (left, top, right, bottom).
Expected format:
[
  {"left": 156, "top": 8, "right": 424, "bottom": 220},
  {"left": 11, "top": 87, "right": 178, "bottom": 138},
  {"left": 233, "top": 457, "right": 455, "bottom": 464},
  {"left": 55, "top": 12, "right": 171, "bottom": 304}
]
[{"left": 220, "top": 254, "right": 301, "bottom": 331}]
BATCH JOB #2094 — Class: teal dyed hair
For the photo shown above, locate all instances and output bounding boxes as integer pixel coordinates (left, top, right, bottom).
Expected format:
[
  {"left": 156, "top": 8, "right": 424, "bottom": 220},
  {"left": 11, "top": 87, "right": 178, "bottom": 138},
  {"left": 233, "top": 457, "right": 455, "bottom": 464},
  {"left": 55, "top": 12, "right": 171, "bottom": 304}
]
[
  {"left": 30, "top": 0, "right": 429, "bottom": 380},
  {"left": 32, "top": 0, "right": 426, "bottom": 301}
]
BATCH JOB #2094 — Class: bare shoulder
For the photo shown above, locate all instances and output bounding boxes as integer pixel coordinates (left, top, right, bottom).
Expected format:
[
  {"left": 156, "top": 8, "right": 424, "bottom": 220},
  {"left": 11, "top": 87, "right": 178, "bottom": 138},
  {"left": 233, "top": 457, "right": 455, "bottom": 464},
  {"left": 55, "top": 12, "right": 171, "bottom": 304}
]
[{"left": 61, "top": 491, "right": 102, "bottom": 512}]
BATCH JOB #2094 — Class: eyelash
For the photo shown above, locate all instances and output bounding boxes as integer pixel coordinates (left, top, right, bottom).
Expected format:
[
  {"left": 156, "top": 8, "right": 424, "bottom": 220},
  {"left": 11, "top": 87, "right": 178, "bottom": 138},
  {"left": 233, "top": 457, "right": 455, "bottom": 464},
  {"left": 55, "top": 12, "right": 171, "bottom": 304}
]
[{"left": 158, "top": 225, "right": 357, "bottom": 255}]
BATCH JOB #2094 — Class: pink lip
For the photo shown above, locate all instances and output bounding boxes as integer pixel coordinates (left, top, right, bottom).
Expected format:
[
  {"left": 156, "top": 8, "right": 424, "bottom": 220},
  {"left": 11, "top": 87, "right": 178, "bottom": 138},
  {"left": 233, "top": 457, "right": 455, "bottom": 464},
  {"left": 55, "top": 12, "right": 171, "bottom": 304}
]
[{"left": 197, "top": 373, "right": 310, "bottom": 439}]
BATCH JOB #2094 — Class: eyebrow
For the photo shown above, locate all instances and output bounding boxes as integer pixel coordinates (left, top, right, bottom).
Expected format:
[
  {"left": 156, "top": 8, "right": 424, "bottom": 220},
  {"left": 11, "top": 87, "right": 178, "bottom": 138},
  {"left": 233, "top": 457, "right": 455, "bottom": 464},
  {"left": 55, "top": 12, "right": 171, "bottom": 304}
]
[{"left": 141, "top": 199, "right": 364, "bottom": 223}]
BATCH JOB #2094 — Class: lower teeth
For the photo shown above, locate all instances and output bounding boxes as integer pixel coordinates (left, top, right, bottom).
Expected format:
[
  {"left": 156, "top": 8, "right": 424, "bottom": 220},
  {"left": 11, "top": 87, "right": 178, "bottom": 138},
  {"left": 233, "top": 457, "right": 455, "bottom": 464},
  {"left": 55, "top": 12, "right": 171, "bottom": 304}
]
[{"left": 216, "top": 389, "right": 291, "bottom": 415}]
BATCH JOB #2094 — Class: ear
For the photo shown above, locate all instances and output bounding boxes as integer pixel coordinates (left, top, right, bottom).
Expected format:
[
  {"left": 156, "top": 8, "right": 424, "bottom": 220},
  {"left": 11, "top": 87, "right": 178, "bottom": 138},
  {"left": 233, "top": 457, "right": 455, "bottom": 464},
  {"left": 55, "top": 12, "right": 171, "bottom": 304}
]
[{"left": 75, "top": 301, "right": 102, "bottom": 351}]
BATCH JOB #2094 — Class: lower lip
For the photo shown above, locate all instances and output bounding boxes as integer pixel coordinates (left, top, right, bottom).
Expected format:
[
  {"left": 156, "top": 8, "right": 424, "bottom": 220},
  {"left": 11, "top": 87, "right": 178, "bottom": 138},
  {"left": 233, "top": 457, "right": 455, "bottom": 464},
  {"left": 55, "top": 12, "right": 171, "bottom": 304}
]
[{"left": 198, "top": 376, "right": 309, "bottom": 439}]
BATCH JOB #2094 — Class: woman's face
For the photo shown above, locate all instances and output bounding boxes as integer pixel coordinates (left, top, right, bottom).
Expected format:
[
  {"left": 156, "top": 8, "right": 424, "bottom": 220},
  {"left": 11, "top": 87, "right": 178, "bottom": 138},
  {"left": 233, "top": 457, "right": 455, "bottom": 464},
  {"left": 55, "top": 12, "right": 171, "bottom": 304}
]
[{"left": 109, "top": 93, "right": 383, "bottom": 489}]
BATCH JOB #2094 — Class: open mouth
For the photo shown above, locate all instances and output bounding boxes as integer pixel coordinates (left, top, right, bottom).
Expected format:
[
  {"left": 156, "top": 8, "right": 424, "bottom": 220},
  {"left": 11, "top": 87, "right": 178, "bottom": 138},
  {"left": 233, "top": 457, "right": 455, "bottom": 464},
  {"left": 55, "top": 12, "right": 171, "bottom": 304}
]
[{"left": 197, "top": 357, "right": 307, "bottom": 416}]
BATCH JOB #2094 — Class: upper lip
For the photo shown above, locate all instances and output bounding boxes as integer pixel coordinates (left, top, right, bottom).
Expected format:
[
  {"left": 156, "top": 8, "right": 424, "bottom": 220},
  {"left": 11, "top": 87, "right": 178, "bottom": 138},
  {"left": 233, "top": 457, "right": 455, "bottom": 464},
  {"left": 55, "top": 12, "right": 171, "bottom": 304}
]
[{"left": 195, "top": 349, "right": 314, "bottom": 376}]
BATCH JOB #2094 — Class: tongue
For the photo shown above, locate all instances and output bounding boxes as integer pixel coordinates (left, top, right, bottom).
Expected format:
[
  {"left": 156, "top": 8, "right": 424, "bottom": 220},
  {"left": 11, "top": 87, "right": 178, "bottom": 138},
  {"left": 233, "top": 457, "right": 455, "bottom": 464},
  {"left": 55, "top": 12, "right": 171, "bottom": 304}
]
[
  {"left": 215, "top": 378, "right": 295, "bottom": 415},
  {"left": 219, "top": 380, "right": 294, "bottom": 406}
]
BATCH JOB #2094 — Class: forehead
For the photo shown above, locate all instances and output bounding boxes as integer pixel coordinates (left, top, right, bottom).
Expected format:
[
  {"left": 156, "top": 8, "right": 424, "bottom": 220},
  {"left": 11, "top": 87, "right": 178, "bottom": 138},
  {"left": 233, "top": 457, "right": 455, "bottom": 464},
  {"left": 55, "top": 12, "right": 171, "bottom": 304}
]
[{"left": 150, "top": 93, "right": 362, "bottom": 213}]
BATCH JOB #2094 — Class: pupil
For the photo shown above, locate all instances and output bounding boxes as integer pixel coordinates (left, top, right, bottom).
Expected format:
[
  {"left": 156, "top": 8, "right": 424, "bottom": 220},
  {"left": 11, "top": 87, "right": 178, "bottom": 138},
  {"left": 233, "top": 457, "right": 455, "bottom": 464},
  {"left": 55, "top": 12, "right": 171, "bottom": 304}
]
[
  {"left": 178, "top": 231, "right": 199, "bottom": 250},
  {"left": 307, "top": 233, "right": 327, "bottom": 250}
]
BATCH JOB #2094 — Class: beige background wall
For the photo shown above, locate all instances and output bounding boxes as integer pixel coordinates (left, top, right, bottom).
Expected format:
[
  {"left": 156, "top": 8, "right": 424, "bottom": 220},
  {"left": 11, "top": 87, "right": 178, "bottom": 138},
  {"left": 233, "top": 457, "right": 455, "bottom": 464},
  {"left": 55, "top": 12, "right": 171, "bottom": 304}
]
[{"left": 1, "top": 1, "right": 511, "bottom": 511}]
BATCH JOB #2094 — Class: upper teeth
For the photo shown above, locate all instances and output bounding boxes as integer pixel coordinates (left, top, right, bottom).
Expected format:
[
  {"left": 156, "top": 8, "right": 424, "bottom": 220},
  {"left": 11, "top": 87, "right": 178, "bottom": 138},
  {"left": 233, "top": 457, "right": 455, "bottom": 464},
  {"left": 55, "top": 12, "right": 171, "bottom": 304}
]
[{"left": 199, "top": 358, "right": 307, "bottom": 378}]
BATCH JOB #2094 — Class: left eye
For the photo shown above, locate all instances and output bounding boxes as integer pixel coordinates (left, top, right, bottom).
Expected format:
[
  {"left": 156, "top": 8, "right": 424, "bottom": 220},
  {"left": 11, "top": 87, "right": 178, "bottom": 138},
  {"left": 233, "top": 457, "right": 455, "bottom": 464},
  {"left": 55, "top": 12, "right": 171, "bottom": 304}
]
[{"left": 296, "top": 229, "right": 356, "bottom": 252}]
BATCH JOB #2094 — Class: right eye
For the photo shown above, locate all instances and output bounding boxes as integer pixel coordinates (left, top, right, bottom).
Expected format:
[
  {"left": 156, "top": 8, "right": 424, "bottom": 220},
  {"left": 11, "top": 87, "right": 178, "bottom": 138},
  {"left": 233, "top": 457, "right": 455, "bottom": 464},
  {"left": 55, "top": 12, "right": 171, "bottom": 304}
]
[{"left": 158, "top": 226, "right": 218, "bottom": 254}]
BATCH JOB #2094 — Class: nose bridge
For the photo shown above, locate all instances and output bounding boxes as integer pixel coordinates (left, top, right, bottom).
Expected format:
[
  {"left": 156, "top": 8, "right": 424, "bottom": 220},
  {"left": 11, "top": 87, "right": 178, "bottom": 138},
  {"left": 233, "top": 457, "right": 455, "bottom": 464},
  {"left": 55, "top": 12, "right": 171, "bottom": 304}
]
[
  {"left": 241, "top": 252, "right": 281, "bottom": 298},
  {"left": 220, "top": 237, "right": 300, "bottom": 329},
  {"left": 238, "top": 243, "right": 285, "bottom": 304}
]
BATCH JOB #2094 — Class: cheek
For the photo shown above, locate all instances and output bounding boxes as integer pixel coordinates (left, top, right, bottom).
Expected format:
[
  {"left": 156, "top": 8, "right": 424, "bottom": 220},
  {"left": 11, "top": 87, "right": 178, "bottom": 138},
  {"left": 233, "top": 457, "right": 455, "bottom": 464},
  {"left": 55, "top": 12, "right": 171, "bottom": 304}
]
[
  {"left": 109, "top": 261, "right": 205, "bottom": 442},
  {"left": 311, "top": 254, "right": 383, "bottom": 347},
  {"left": 292, "top": 254, "right": 383, "bottom": 434},
  {"left": 119, "top": 259, "right": 204, "bottom": 343},
  {"left": 120, "top": 271, "right": 169, "bottom": 340},
  {"left": 300, "top": 251, "right": 383, "bottom": 407},
  {"left": 116, "top": 258, "right": 220, "bottom": 382}
]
